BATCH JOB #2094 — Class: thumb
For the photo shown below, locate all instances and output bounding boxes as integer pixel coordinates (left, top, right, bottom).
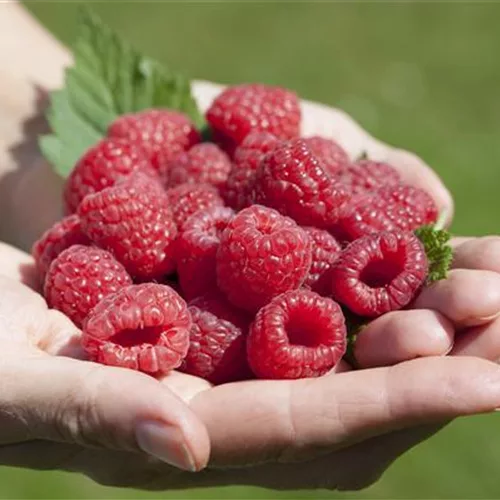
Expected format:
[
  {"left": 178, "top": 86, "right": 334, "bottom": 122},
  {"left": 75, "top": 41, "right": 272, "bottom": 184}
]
[
  {"left": 192, "top": 356, "right": 500, "bottom": 466},
  {"left": 0, "top": 354, "right": 210, "bottom": 472}
]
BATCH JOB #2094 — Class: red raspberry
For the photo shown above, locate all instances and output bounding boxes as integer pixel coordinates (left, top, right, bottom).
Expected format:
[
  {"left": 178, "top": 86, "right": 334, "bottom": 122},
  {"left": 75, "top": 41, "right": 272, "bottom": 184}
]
[
  {"left": 339, "top": 159, "right": 400, "bottom": 194},
  {"left": 254, "top": 139, "right": 349, "bottom": 227},
  {"left": 166, "top": 183, "right": 224, "bottom": 229},
  {"left": 206, "top": 84, "right": 300, "bottom": 156},
  {"left": 216, "top": 205, "right": 312, "bottom": 313},
  {"left": 78, "top": 174, "right": 177, "bottom": 281},
  {"left": 82, "top": 283, "right": 191, "bottom": 374},
  {"left": 107, "top": 109, "right": 200, "bottom": 172},
  {"left": 302, "top": 227, "right": 342, "bottom": 296},
  {"left": 247, "top": 289, "right": 347, "bottom": 379},
  {"left": 63, "top": 138, "right": 156, "bottom": 214},
  {"left": 302, "top": 136, "right": 349, "bottom": 175},
  {"left": 333, "top": 183, "right": 438, "bottom": 241},
  {"left": 176, "top": 206, "right": 235, "bottom": 300},
  {"left": 180, "top": 292, "right": 252, "bottom": 384},
  {"left": 32, "top": 215, "right": 90, "bottom": 281},
  {"left": 44, "top": 245, "right": 132, "bottom": 328},
  {"left": 222, "top": 132, "right": 281, "bottom": 210},
  {"left": 331, "top": 231, "right": 428, "bottom": 317},
  {"left": 167, "top": 143, "right": 232, "bottom": 189},
  {"left": 233, "top": 131, "right": 281, "bottom": 171}
]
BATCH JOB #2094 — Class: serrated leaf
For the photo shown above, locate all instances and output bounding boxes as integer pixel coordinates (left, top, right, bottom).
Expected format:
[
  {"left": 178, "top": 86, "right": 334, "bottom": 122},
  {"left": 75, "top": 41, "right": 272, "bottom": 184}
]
[
  {"left": 415, "top": 225, "right": 453, "bottom": 284},
  {"left": 40, "top": 6, "right": 204, "bottom": 177}
]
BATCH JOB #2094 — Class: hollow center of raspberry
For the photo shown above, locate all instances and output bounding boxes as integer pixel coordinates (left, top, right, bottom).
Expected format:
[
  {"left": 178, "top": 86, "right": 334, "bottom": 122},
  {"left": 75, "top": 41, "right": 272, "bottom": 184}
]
[
  {"left": 109, "top": 326, "right": 163, "bottom": 347},
  {"left": 286, "top": 313, "right": 329, "bottom": 348},
  {"left": 360, "top": 258, "right": 403, "bottom": 288}
]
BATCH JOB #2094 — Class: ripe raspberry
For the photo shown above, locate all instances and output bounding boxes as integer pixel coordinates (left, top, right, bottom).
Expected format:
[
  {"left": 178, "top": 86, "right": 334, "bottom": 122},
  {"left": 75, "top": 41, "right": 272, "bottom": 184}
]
[
  {"left": 339, "top": 159, "right": 400, "bottom": 194},
  {"left": 254, "top": 139, "right": 349, "bottom": 227},
  {"left": 44, "top": 245, "right": 132, "bottom": 328},
  {"left": 167, "top": 143, "right": 232, "bottom": 189},
  {"left": 302, "top": 227, "right": 342, "bottom": 296},
  {"left": 32, "top": 215, "right": 90, "bottom": 281},
  {"left": 222, "top": 131, "right": 281, "bottom": 210},
  {"left": 333, "top": 183, "right": 438, "bottom": 241},
  {"left": 206, "top": 84, "right": 300, "bottom": 156},
  {"left": 63, "top": 138, "right": 156, "bottom": 214},
  {"left": 166, "top": 183, "right": 224, "bottom": 229},
  {"left": 107, "top": 109, "right": 200, "bottom": 172},
  {"left": 82, "top": 283, "right": 191, "bottom": 374},
  {"left": 180, "top": 292, "right": 252, "bottom": 384},
  {"left": 302, "top": 136, "right": 349, "bottom": 175},
  {"left": 331, "top": 231, "right": 428, "bottom": 317},
  {"left": 176, "top": 206, "right": 235, "bottom": 300},
  {"left": 78, "top": 174, "right": 177, "bottom": 281},
  {"left": 216, "top": 205, "right": 312, "bottom": 313},
  {"left": 247, "top": 289, "right": 347, "bottom": 379}
]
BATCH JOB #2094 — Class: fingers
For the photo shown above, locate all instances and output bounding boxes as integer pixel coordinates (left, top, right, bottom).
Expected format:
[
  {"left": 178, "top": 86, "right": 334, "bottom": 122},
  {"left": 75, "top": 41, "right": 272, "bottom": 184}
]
[
  {"left": 354, "top": 310, "right": 454, "bottom": 368},
  {"left": 191, "top": 356, "right": 500, "bottom": 467},
  {"left": 452, "top": 236, "right": 500, "bottom": 273},
  {"left": 451, "top": 317, "right": 500, "bottom": 360},
  {"left": 0, "top": 242, "right": 38, "bottom": 289},
  {"left": 413, "top": 269, "right": 500, "bottom": 328},
  {"left": 0, "top": 355, "right": 210, "bottom": 472}
]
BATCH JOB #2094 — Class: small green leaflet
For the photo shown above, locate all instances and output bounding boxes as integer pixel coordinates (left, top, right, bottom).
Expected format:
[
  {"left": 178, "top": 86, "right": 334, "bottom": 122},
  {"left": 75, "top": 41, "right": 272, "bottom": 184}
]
[
  {"left": 40, "top": 7, "right": 204, "bottom": 178},
  {"left": 415, "top": 224, "right": 453, "bottom": 284}
]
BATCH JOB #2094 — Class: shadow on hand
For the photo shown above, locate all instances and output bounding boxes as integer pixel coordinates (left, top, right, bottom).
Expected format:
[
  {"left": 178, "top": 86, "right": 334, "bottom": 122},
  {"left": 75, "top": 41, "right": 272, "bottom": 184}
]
[{"left": 1, "top": 84, "right": 63, "bottom": 251}]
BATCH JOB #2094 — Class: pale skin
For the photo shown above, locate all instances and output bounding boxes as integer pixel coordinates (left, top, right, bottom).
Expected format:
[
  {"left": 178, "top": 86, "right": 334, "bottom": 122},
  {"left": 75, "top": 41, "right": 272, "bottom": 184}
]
[{"left": 2, "top": 2, "right": 500, "bottom": 491}]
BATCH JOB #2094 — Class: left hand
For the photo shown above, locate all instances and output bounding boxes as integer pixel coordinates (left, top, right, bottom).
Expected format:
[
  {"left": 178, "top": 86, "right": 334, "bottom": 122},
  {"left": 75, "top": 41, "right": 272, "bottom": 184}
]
[{"left": 1, "top": 237, "right": 500, "bottom": 491}]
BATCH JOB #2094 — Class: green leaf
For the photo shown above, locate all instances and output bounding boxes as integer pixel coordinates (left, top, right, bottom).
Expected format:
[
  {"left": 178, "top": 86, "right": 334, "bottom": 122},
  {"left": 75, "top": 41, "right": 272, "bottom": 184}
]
[
  {"left": 415, "top": 225, "right": 453, "bottom": 284},
  {"left": 40, "top": 7, "right": 204, "bottom": 177}
]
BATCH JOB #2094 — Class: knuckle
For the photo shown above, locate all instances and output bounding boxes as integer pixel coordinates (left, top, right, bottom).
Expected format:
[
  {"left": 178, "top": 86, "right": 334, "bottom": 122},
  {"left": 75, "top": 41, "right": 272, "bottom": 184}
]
[
  {"left": 52, "top": 364, "right": 108, "bottom": 447},
  {"left": 478, "top": 236, "right": 500, "bottom": 270}
]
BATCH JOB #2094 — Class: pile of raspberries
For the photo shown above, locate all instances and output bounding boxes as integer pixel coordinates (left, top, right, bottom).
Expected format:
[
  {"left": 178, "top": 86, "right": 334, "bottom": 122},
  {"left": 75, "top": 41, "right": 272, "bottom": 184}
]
[{"left": 33, "top": 83, "right": 438, "bottom": 383}]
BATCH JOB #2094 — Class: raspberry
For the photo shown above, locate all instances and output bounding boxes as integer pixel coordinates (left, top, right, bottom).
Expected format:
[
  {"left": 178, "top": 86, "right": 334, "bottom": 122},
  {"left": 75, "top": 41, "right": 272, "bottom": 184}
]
[
  {"left": 216, "top": 205, "right": 312, "bottom": 313},
  {"left": 82, "top": 283, "right": 191, "bottom": 374},
  {"left": 330, "top": 231, "right": 428, "bottom": 317},
  {"left": 339, "top": 159, "right": 400, "bottom": 194},
  {"left": 176, "top": 206, "right": 235, "bottom": 300},
  {"left": 44, "top": 245, "right": 132, "bottom": 328},
  {"left": 247, "top": 289, "right": 347, "bottom": 379},
  {"left": 302, "top": 136, "right": 349, "bottom": 175},
  {"left": 166, "top": 183, "right": 224, "bottom": 229},
  {"left": 32, "top": 215, "right": 90, "bottom": 281},
  {"left": 233, "top": 132, "right": 281, "bottom": 171},
  {"left": 333, "top": 183, "right": 438, "bottom": 241},
  {"left": 180, "top": 292, "right": 252, "bottom": 384},
  {"left": 63, "top": 138, "right": 156, "bottom": 214},
  {"left": 222, "top": 132, "right": 281, "bottom": 210},
  {"left": 206, "top": 84, "right": 300, "bottom": 155},
  {"left": 302, "top": 227, "right": 342, "bottom": 296},
  {"left": 78, "top": 174, "right": 177, "bottom": 281},
  {"left": 167, "top": 143, "right": 232, "bottom": 189},
  {"left": 254, "top": 139, "right": 349, "bottom": 227},
  {"left": 107, "top": 109, "right": 200, "bottom": 172}
]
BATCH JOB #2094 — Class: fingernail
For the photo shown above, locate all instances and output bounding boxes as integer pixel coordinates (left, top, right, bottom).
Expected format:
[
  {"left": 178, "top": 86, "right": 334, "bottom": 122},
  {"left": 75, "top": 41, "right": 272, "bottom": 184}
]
[{"left": 135, "top": 420, "right": 197, "bottom": 472}]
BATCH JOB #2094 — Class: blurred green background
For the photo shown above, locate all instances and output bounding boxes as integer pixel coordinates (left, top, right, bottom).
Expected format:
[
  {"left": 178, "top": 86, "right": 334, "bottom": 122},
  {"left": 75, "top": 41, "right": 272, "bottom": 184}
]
[{"left": 6, "top": 1, "right": 500, "bottom": 498}]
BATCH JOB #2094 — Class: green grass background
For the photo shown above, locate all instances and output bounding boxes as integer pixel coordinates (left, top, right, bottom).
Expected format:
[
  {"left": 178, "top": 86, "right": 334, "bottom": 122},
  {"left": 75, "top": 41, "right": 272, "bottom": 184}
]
[{"left": 6, "top": 1, "right": 500, "bottom": 498}]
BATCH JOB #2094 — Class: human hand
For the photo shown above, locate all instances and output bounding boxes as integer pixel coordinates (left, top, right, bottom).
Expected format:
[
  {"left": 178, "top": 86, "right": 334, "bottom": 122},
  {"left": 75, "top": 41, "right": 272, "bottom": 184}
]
[{"left": 2, "top": 236, "right": 500, "bottom": 491}]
